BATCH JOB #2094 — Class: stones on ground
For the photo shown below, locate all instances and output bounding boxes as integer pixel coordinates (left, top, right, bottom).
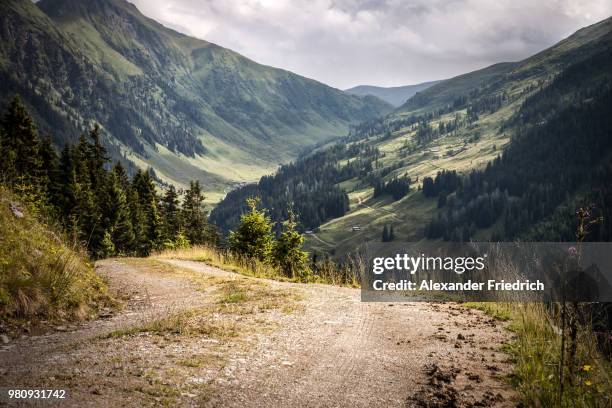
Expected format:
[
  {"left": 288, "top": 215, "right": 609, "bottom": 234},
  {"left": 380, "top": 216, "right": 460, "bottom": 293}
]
[
  {"left": 0, "top": 334, "right": 9, "bottom": 344},
  {"left": 9, "top": 202, "right": 23, "bottom": 218},
  {"left": 409, "top": 363, "right": 460, "bottom": 407}
]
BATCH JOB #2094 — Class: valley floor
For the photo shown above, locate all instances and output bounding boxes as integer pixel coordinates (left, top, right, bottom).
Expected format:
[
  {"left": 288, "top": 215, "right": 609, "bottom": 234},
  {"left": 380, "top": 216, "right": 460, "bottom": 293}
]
[{"left": 0, "top": 258, "right": 516, "bottom": 407}]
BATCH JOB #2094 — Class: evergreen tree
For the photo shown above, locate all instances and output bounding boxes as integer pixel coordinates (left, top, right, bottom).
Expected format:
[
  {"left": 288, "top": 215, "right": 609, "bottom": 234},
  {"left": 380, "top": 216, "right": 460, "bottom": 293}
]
[
  {"left": 160, "top": 185, "right": 182, "bottom": 245},
  {"left": 382, "top": 225, "right": 389, "bottom": 242},
  {"left": 132, "top": 169, "right": 161, "bottom": 255},
  {"left": 87, "top": 124, "right": 109, "bottom": 193},
  {"left": 38, "top": 136, "right": 61, "bottom": 206},
  {"left": 389, "top": 225, "right": 395, "bottom": 241},
  {"left": 273, "top": 208, "right": 309, "bottom": 279},
  {"left": 228, "top": 197, "right": 274, "bottom": 262},
  {"left": 102, "top": 171, "right": 135, "bottom": 255},
  {"left": 58, "top": 144, "right": 77, "bottom": 223},
  {"left": 182, "top": 181, "right": 216, "bottom": 245},
  {"left": 0, "top": 96, "right": 40, "bottom": 186},
  {"left": 0, "top": 127, "right": 9, "bottom": 181}
]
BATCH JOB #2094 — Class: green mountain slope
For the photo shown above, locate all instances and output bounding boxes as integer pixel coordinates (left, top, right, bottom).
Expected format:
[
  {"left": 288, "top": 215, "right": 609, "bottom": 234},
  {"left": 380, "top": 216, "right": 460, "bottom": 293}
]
[
  {"left": 211, "top": 16, "right": 612, "bottom": 254},
  {"left": 0, "top": 0, "right": 391, "bottom": 199},
  {"left": 397, "top": 17, "right": 612, "bottom": 116},
  {"left": 344, "top": 81, "right": 441, "bottom": 107}
]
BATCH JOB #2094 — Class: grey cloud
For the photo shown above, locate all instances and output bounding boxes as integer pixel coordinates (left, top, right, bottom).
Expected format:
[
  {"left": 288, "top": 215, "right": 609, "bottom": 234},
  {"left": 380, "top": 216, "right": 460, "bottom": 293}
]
[{"left": 129, "top": 0, "right": 612, "bottom": 89}]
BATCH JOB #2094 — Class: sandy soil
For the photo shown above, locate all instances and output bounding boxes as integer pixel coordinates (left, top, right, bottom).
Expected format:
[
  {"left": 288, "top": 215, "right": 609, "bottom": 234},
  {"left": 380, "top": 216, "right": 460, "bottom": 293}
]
[{"left": 0, "top": 258, "right": 517, "bottom": 407}]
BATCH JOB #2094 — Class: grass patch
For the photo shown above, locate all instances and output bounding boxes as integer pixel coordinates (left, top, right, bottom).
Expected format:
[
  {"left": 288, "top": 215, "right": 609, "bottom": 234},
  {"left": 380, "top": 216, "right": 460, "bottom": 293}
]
[
  {"left": 104, "top": 308, "right": 239, "bottom": 339},
  {"left": 155, "top": 245, "right": 360, "bottom": 287},
  {"left": 468, "top": 302, "right": 612, "bottom": 407},
  {"left": 0, "top": 187, "right": 112, "bottom": 323},
  {"left": 465, "top": 302, "right": 511, "bottom": 321}
]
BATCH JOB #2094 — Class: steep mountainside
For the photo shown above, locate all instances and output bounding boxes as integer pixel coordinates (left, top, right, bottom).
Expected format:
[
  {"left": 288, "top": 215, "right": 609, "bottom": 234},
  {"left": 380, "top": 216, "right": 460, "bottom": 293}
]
[
  {"left": 0, "top": 0, "right": 391, "bottom": 198},
  {"left": 345, "top": 81, "right": 440, "bottom": 107},
  {"left": 397, "top": 17, "right": 612, "bottom": 116},
  {"left": 211, "top": 16, "right": 612, "bottom": 254}
]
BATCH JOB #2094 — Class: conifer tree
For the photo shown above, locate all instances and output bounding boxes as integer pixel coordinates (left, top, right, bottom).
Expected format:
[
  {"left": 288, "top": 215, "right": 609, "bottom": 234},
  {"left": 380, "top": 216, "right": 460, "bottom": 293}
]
[
  {"left": 160, "top": 185, "right": 182, "bottom": 245},
  {"left": 132, "top": 169, "right": 161, "bottom": 255},
  {"left": 38, "top": 136, "right": 61, "bottom": 206},
  {"left": 87, "top": 124, "right": 109, "bottom": 193},
  {"left": 102, "top": 171, "right": 135, "bottom": 255},
  {"left": 182, "top": 181, "right": 216, "bottom": 245},
  {"left": 229, "top": 197, "right": 274, "bottom": 262},
  {"left": 382, "top": 224, "right": 389, "bottom": 242},
  {"left": 0, "top": 127, "right": 9, "bottom": 181},
  {"left": 273, "top": 208, "right": 309, "bottom": 279},
  {"left": 0, "top": 96, "right": 40, "bottom": 185},
  {"left": 58, "top": 144, "right": 77, "bottom": 223}
]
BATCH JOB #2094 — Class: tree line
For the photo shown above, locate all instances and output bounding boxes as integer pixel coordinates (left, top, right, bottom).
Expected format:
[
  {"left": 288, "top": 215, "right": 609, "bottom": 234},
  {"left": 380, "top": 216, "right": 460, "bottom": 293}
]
[
  {"left": 0, "top": 96, "right": 217, "bottom": 258},
  {"left": 211, "top": 142, "right": 383, "bottom": 233}
]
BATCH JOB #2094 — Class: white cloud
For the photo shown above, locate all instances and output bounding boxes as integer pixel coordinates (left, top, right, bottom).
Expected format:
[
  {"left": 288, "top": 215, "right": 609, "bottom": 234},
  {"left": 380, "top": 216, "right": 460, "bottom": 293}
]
[{"left": 129, "top": 0, "right": 612, "bottom": 89}]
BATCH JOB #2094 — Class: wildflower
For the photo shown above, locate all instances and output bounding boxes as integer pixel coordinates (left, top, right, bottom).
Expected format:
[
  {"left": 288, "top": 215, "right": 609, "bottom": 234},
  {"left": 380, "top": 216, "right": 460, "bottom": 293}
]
[
  {"left": 582, "top": 365, "right": 592, "bottom": 372},
  {"left": 585, "top": 380, "right": 592, "bottom": 386}
]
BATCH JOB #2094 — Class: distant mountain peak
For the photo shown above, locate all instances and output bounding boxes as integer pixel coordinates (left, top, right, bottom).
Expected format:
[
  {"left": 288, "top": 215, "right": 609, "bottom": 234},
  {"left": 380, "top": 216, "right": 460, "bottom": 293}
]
[{"left": 345, "top": 81, "right": 442, "bottom": 107}]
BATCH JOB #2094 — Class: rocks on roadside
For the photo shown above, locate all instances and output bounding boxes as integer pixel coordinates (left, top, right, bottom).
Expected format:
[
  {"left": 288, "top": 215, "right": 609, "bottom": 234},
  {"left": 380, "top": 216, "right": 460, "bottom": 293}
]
[
  {"left": 9, "top": 202, "right": 24, "bottom": 218},
  {"left": 0, "top": 334, "right": 9, "bottom": 344}
]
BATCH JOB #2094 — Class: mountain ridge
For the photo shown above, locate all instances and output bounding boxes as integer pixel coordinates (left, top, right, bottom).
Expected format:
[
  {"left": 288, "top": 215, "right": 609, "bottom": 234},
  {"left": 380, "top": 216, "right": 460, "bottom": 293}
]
[
  {"left": 397, "top": 16, "right": 612, "bottom": 116},
  {"left": 0, "top": 0, "right": 392, "bottom": 199},
  {"left": 345, "top": 80, "right": 441, "bottom": 107}
]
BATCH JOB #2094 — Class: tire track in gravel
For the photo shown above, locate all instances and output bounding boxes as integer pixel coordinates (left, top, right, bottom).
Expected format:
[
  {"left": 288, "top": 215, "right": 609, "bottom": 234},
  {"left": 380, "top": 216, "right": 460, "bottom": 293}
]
[
  {"left": 168, "top": 260, "right": 518, "bottom": 408},
  {"left": 1, "top": 259, "right": 519, "bottom": 407}
]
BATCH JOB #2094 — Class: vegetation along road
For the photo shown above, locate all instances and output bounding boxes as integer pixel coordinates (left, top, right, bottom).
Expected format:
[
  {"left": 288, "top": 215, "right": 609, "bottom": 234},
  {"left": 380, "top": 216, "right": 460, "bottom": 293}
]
[{"left": 0, "top": 257, "right": 516, "bottom": 407}]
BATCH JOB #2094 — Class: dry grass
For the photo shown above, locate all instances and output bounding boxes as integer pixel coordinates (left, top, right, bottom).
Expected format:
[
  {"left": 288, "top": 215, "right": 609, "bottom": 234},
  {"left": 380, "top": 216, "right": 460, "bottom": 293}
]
[
  {"left": 103, "top": 259, "right": 303, "bottom": 341},
  {"left": 155, "top": 246, "right": 289, "bottom": 281},
  {"left": 469, "top": 302, "right": 612, "bottom": 407},
  {"left": 155, "top": 245, "right": 361, "bottom": 287},
  {"left": 104, "top": 308, "right": 239, "bottom": 339},
  {"left": 0, "top": 187, "right": 112, "bottom": 322}
]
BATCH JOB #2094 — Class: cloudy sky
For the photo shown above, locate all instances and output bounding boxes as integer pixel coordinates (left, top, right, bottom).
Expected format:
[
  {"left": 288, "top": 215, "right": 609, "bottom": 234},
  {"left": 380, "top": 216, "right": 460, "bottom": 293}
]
[{"left": 129, "top": 0, "right": 612, "bottom": 89}]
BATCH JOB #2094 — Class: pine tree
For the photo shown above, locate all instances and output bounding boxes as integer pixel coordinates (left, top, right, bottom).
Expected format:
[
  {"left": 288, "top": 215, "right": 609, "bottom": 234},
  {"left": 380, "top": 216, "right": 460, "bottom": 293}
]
[
  {"left": 87, "top": 124, "right": 109, "bottom": 193},
  {"left": 273, "top": 208, "right": 309, "bottom": 279},
  {"left": 0, "top": 96, "right": 41, "bottom": 186},
  {"left": 382, "top": 224, "right": 389, "bottom": 242},
  {"left": 102, "top": 171, "right": 135, "bottom": 255},
  {"left": 228, "top": 197, "right": 274, "bottom": 262},
  {"left": 58, "top": 144, "right": 77, "bottom": 223},
  {"left": 72, "top": 170, "right": 100, "bottom": 252},
  {"left": 132, "top": 169, "right": 161, "bottom": 255},
  {"left": 0, "top": 127, "right": 10, "bottom": 181},
  {"left": 160, "top": 185, "right": 182, "bottom": 245},
  {"left": 389, "top": 225, "right": 395, "bottom": 241},
  {"left": 38, "top": 136, "right": 61, "bottom": 206},
  {"left": 182, "top": 181, "right": 215, "bottom": 245},
  {"left": 71, "top": 131, "right": 106, "bottom": 256}
]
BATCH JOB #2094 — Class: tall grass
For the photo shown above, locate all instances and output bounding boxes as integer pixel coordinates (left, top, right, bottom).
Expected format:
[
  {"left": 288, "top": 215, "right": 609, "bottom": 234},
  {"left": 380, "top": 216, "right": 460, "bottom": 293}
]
[
  {"left": 471, "top": 302, "right": 611, "bottom": 407},
  {"left": 154, "top": 245, "right": 361, "bottom": 287},
  {"left": 0, "top": 187, "right": 110, "bottom": 321}
]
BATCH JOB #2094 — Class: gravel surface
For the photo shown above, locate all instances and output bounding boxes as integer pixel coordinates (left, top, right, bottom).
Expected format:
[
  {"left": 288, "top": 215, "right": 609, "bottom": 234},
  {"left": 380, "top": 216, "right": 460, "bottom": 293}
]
[{"left": 0, "top": 258, "right": 517, "bottom": 407}]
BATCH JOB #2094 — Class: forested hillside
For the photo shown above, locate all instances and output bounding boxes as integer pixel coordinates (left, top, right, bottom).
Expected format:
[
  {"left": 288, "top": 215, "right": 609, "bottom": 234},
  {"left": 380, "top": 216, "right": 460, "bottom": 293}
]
[
  {"left": 0, "top": 97, "right": 217, "bottom": 259},
  {"left": 211, "top": 16, "right": 612, "bottom": 253},
  {"left": 0, "top": 0, "right": 391, "bottom": 197},
  {"left": 424, "top": 51, "right": 612, "bottom": 241}
]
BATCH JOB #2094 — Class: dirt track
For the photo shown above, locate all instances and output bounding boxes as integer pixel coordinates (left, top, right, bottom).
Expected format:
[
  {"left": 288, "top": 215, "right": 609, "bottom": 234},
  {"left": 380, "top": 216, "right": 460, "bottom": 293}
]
[{"left": 0, "top": 258, "right": 517, "bottom": 407}]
